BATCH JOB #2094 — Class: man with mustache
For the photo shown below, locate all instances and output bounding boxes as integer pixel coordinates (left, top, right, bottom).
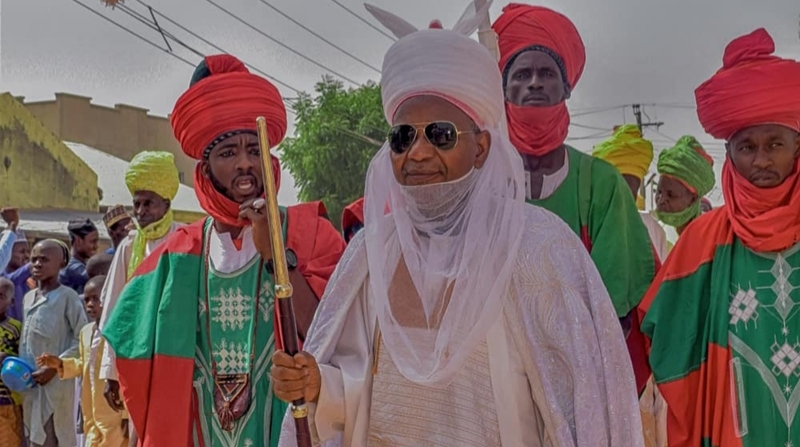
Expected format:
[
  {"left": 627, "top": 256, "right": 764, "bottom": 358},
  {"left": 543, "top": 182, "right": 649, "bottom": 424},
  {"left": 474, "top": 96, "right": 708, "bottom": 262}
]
[
  {"left": 640, "top": 28, "right": 800, "bottom": 447},
  {"left": 101, "top": 54, "right": 346, "bottom": 447},
  {"left": 272, "top": 4, "right": 642, "bottom": 446},
  {"left": 493, "top": 4, "right": 656, "bottom": 328},
  {"left": 493, "top": 4, "right": 657, "bottom": 401},
  {"left": 96, "top": 150, "right": 182, "bottom": 443}
]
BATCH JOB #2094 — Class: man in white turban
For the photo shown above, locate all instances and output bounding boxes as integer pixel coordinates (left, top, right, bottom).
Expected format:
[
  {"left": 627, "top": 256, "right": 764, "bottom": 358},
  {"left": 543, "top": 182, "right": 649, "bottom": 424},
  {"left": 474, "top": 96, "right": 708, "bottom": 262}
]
[{"left": 271, "top": 3, "right": 643, "bottom": 446}]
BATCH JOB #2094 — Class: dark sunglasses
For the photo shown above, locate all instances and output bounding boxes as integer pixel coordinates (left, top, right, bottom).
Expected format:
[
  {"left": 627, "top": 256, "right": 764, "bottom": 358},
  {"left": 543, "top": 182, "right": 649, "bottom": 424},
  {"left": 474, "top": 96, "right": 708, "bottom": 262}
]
[{"left": 387, "top": 121, "right": 479, "bottom": 154}]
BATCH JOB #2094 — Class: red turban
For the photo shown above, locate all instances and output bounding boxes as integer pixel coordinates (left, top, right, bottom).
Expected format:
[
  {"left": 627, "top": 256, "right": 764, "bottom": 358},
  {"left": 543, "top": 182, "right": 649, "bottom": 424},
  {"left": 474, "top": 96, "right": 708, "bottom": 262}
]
[
  {"left": 493, "top": 3, "right": 585, "bottom": 90},
  {"left": 171, "top": 54, "right": 287, "bottom": 227},
  {"left": 696, "top": 28, "right": 800, "bottom": 140},
  {"left": 493, "top": 4, "right": 585, "bottom": 156}
]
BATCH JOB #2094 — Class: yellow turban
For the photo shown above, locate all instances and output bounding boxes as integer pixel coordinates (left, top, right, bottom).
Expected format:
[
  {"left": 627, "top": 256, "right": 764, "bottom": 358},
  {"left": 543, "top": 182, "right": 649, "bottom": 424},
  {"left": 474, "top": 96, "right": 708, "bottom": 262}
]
[
  {"left": 125, "top": 151, "right": 180, "bottom": 200},
  {"left": 592, "top": 124, "right": 654, "bottom": 181}
]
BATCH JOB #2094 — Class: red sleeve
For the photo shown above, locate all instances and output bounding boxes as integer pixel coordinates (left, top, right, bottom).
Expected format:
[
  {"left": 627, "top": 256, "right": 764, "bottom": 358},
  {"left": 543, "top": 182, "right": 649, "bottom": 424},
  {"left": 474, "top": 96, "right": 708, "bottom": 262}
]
[{"left": 287, "top": 201, "right": 347, "bottom": 298}]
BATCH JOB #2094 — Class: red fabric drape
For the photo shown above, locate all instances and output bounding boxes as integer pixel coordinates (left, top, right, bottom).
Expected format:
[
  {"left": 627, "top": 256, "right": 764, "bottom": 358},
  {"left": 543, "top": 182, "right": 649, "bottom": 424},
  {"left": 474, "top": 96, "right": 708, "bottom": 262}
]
[{"left": 722, "top": 158, "right": 800, "bottom": 252}]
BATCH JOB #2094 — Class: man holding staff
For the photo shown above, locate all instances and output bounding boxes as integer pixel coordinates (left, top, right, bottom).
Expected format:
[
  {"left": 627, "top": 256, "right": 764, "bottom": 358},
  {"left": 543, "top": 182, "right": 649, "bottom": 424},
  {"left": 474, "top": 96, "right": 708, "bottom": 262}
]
[
  {"left": 101, "top": 54, "right": 346, "bottom": 447},
  {"left": 272, "top": 3, "right": 642, "bottom": 446}
]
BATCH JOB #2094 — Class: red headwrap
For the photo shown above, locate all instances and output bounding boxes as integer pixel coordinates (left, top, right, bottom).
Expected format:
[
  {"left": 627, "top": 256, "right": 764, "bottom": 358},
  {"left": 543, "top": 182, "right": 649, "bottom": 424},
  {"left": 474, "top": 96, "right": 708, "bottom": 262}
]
[
  {"left": 171, "top": 54, "right": 287, "bottom": 227},
  {"left": 493, "top": 4, "right": 585, "bottom": 156},
  {"left": 696, "top": 28, "right": 800, "bottom": 140}
]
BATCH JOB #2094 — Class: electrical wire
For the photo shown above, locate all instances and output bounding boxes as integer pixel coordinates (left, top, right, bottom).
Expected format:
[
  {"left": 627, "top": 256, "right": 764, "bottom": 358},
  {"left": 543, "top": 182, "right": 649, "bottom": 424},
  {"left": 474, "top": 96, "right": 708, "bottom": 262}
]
[
  {"left": 69, "top": 0, "right": 197, "bottom": 68},
  {"left": 131, "top": 0, "right": 302, "bottom": 94},
  {"left": 204, "top": 0, "right": 363, "bottom": 86},
  {"left": 328, "top": 0, "right": 396, "bottom": 41},
  {"left": 258, "top": 0, "right": 381, "bottom": 74}
]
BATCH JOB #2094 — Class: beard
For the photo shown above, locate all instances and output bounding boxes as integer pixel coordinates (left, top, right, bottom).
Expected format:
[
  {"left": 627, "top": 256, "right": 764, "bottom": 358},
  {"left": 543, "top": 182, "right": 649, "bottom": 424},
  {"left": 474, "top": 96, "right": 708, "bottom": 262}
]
[{"left": 208, "top": 168, "right": 264, "bottom": 204}]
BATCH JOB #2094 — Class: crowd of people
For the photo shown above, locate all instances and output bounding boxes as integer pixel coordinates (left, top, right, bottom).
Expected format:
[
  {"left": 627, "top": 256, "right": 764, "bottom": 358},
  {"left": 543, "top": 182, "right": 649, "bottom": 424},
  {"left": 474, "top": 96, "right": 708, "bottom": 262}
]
[{"left": 1, "top": 1, "right": 799, "bottom": 446}]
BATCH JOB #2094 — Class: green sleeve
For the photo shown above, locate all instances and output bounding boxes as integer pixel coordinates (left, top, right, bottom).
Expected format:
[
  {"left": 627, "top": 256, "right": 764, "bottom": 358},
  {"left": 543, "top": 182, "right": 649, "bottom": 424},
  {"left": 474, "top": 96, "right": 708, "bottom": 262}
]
[{"left": 587, "top": 161, "right": 656, "bottom": 316}]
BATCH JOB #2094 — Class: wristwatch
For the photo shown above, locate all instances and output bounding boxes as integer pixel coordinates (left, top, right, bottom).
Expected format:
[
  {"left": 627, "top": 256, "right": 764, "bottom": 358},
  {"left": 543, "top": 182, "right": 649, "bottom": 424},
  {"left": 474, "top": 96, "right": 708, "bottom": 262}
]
[{"left": 266, "top": 248, "right": 298, "bottom": 274}]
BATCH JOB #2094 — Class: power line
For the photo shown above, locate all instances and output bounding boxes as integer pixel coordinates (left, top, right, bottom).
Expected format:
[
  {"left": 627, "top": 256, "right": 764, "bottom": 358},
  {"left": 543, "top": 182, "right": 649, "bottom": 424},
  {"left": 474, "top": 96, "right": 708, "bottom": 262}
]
[
  {"left": 328, "top": 0, "right": 396, "bottom": 42},
  {"left": 258, "top": 0, "right": 381, "bottom": 74},
  {"left": 204, "top": 0, "right": 363, "bottom": 86},
  {"left": 69, "top": 0, "right": 197, "bottom": 68},
  {"left": 571, "top": 121, "right": 613, "bottom": 132},
  {"left": 130, "top": 0, "right": 302, "bottom": 94}
]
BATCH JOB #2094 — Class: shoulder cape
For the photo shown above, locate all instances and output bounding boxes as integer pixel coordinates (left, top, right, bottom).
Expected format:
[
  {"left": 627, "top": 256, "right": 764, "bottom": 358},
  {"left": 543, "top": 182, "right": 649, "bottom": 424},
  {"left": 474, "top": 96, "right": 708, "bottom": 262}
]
[
  {"left": 638, "top": 206, "right": 740, "bottom": 447},
  {"left": 102, "top": 201, "right": 345, "bottom": 447}
]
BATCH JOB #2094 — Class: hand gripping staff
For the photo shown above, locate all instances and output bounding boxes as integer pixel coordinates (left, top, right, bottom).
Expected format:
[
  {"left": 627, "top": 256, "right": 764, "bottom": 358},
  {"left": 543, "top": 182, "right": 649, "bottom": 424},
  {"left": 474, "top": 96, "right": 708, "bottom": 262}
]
[{"left": 256, "top": 117, "right": 312, "bottom": 447}]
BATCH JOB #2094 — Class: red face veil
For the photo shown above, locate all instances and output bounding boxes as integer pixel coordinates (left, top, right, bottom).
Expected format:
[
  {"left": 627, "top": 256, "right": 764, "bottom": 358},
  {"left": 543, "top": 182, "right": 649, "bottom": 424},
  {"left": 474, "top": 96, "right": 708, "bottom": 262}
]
[
  {"left": 171, "top": 54, "right": 287, "bottom": 227},
  {"left": 493, "top": 4, "right": 586, "bottom": 156}
]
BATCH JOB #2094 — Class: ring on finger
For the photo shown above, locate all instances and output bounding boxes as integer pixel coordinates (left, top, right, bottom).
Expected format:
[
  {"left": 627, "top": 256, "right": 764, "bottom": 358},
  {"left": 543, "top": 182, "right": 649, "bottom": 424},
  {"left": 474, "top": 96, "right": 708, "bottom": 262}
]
[{"left": 253, "top": 198, "right": 266, "bottom": 210}]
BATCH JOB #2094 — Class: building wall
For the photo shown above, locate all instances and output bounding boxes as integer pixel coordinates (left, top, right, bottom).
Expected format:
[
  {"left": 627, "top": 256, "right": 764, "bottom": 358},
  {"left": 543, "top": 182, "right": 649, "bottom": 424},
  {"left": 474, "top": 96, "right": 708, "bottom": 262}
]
[
  {"left": 20, "top": 93, "right": 195, "bottom": 186},
  {"left": 0, "top": 94, "right": 99, "bottom": 211}
]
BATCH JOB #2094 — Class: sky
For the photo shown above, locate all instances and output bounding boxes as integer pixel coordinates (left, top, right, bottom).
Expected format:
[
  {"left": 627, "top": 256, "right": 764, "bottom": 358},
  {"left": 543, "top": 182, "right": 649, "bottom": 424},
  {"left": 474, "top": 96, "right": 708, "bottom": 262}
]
[{"left": 2, "top": 0, "right": 799, "bottom": 205}]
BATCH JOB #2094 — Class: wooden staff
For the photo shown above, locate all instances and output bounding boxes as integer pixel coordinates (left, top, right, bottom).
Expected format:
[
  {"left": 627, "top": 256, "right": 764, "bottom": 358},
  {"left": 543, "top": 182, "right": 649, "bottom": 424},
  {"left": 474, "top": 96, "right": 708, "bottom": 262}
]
[{"left": 256, "top": 116, "right": 312, "bottom": 447}]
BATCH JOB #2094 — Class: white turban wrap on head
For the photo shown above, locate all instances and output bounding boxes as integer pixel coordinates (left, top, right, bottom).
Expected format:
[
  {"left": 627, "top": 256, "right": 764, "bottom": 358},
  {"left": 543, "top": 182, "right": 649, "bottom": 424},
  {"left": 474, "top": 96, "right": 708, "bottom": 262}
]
[{"left": 363, "top": 0, "right": 528, "bottom": 386}]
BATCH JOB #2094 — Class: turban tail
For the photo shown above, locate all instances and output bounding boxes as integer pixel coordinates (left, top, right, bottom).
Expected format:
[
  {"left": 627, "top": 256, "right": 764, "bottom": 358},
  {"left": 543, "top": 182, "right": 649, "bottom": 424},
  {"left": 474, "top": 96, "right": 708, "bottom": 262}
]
[
  {"left": 493, "top": 4, "right": 585, "bottom": 156},
  {"left": 171, "top": 54, "right": 287, "bottom": 227},
  {"left": 696, "top": 28, "right": 800, "bottom": 140},
  {"left": 657, "top": 136, "right": 715, "bottom": 197},
  {"left": 592, "top": 124, "right": 654, "bottom": 180},
  {"left": 125, "top": 151, "right": 180, "bottom": 200}
]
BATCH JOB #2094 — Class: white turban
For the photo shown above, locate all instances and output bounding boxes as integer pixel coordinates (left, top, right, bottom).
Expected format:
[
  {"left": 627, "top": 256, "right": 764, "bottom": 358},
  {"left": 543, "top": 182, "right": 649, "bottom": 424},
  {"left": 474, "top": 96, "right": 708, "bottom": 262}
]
[
  {"left": 381, "top": 29, "right": 504, "bottom": 129},
  {"left": 364, "top": 1, "right": 527, "bottom": 386}
]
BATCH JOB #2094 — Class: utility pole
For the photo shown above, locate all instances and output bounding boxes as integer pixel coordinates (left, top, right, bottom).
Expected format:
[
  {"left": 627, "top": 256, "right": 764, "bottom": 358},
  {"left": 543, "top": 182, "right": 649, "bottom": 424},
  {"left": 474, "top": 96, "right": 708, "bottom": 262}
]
[{"left": 631, "top": 104, "right": 664, "bottom": 135}]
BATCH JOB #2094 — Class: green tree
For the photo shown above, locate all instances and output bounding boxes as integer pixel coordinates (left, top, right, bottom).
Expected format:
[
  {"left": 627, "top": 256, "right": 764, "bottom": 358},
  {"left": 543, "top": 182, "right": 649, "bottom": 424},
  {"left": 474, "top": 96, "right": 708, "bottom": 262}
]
[{"left": 280, "top": 76, "right": 386, "bottom": 230}]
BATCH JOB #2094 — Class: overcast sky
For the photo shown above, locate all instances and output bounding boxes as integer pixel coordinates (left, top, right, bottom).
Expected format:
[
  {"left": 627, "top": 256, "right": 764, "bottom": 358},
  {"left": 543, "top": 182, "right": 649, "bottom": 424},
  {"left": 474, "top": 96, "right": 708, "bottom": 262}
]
[{"left": 2, "top": 0, "right": 799, "bottom": 205}]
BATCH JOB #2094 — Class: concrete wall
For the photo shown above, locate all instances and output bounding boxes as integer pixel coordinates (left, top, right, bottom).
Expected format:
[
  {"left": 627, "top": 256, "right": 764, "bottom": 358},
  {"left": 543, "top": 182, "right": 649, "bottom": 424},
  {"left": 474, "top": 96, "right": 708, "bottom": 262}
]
[
  {"left": 0, "top": 94, "right": 99, "bottom": 211},
  {"left": 20, "top": 93, "right": 195, "bottom": 186}
]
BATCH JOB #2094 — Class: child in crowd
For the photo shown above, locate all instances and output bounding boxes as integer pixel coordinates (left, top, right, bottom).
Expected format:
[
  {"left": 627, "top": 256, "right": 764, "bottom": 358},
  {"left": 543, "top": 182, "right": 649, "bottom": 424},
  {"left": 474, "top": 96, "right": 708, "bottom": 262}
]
[
  {"left": 21, "top": 239, "right": 87, "bottom": 447},
  {"left": 0, "top": 277, "right": 23, "bottom": 446},
  {"left": 38, "top": 275, "right": 129, "bottom": 447}
]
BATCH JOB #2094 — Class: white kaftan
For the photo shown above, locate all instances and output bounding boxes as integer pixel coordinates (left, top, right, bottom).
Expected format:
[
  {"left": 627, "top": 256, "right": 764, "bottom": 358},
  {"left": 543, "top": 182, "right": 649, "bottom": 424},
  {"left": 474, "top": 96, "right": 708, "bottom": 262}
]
[{"left": 279, "top": 206, "right": 643, "bottom": 447}]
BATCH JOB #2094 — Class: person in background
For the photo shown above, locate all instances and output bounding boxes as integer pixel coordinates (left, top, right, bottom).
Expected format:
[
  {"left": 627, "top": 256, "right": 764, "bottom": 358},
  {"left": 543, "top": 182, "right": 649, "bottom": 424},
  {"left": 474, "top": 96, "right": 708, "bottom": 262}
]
[
  {"left": 341, "top": 197, "right": 364, "bottom": 243},
  {"left": 641, "top": 28, "right": 800, "bottom": 446},
  {"left": 38, "top": 275, "right": 129, "bottom": 447},
  {"left": 0, "top": 277, "right": 23, "bottom": 447},
  {"left": 654, "top": 135, "right": 716, "bottom": 238},
  {"left": 1, "top": 208, "right": 31, "bottom": 322},
  {"left": 85, "top": 254, "right": 113, "bottom": 280},
  {"left": 22, "top": 239, "right": 88, "bottom": 447},
  {"left": 493, "top": 3, "right": 657, "bottom": 397},
  {"left": 96, "top": 151, "right": 183, "bottom": 446},
  {"left": 60, "top": 220, "right": 99, "bottom": 295},
  {"left": 101, "top": 206, "right": 132, "bottom": 256},
  {"left": 593, "top": 124, "right": 669, "bottom": 263}
]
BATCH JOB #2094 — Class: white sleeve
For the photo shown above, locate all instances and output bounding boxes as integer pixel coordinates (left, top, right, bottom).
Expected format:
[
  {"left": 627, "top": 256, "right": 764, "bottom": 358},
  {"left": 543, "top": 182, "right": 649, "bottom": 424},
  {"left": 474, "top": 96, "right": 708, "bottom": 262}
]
[
  {"left": 0, "top": 230, "right": 17, "bottom": 273},
  {"left": 98, "top": 238, "right": 131, "bottom": 381}
]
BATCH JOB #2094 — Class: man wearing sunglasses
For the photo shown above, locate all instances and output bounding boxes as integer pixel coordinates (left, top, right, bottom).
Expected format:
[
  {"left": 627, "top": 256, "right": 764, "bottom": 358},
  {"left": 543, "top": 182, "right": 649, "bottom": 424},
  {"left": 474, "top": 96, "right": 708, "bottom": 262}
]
[
  {"left": 494, "top": 5, "right": 655, "bottom": 341},
  {"left": 271, "top": 4, "right": 643, "bottom": 446}
]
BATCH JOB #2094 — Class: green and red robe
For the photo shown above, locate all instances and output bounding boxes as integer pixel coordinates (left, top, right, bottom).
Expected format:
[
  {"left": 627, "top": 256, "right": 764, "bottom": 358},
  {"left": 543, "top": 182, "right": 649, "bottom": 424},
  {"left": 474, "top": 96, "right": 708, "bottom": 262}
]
[
  {"left": 102, "top": 202, "right": 346, "bottom": 447},
  {"left": 531, "top": 146, "right": 657, "bottom": 391},
  {"left": 640, "top": 207, "right": 800, "bottom": 447},
  {"left": 530, "top": 146, "right": 656, "bottom": 318}
]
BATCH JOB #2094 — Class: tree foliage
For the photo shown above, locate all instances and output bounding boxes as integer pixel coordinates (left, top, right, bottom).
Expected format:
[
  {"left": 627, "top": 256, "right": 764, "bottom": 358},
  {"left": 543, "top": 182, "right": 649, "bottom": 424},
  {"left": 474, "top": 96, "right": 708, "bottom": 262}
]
[{"left": 280, "top": 76, "right": 386, "bottom": 230}]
